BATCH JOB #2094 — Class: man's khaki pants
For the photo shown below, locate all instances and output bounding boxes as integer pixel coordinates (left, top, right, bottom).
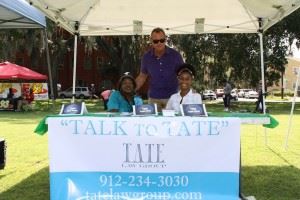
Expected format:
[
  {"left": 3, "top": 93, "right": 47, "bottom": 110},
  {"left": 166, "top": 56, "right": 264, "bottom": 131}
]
[{"left": 148, "top": 98, "right": 169, "bottom": 112}]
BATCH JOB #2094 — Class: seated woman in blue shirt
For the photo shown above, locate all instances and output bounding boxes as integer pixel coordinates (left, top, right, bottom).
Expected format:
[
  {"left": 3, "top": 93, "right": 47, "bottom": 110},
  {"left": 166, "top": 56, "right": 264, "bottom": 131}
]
[
  {"left": 107, "top": 74, "right": 143, "bottom": 112},
  {"left": 165, "top": 63, "right": 202, "bottom": 113}
]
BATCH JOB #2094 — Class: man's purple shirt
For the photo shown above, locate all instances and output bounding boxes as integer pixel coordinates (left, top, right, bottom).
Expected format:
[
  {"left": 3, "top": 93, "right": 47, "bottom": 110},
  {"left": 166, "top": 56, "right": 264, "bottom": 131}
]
[{"left": 141, "top": 46, "right": 184, "bottom": 99}]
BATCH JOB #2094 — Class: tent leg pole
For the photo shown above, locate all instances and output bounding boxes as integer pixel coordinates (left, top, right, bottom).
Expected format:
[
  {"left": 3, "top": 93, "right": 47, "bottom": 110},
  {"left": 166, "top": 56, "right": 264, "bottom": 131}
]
[
  {"left": 72, "top": 34, "right": 78, "bottom": 103},
  {"left": 284, "top": 69, "right": 300, "bottom": 150},
  {"left": 258, "top": 32, "right": 266, "bottom": 115},
  {"left": 43, "top": 29, "right": 55, "bottom": 110}
]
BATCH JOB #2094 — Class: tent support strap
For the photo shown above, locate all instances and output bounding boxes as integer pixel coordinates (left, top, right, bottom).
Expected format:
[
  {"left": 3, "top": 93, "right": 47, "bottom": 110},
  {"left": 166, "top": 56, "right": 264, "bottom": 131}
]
[
  {"left": 284, "top": 68, "right": 300, "bottom": 149},
  {"left": 72, "top": 34, "right": 78, "bottom": 103},
  {"left": 43, "top": 29, "right": 55, "bottom": 110},
  {"left": 258, "top": 32, "right": 266, "bottom": 115},
  {"left": 258, "top": 18, "right": 266, "bottom": 115},
  {"left": 258, "top": 19, "right": 268, "bottom": 148},
  {"left": 71, "top": 21, "right": 79, "bottom": 103}
]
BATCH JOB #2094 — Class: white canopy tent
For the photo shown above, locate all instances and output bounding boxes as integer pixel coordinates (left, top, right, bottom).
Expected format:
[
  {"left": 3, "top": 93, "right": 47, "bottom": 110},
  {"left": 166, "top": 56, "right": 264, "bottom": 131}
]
[
  {"left": 0, "top": 0, "right": 55, "bottom": 106},
  {"left": 24, "top": 0, "right": 300, "bottom": 35},
  {"left": 27, "top": 0, "right": 300, "bottom": 110}
]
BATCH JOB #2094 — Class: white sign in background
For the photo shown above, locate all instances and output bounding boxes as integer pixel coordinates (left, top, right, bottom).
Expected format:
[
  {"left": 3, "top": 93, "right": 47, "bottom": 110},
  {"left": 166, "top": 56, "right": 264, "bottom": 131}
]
[
  {"left": 0, "top": 82, "right": 48, "bottom": 100},
  {"left": 48, "top": 116, "right": 241, "bottom": 200}
]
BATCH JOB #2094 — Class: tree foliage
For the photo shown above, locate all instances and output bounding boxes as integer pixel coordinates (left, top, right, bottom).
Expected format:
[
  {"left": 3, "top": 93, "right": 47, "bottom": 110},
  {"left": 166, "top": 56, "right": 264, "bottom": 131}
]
[{"left": 2, "top": 8, "right": 300, "bottom": 94}]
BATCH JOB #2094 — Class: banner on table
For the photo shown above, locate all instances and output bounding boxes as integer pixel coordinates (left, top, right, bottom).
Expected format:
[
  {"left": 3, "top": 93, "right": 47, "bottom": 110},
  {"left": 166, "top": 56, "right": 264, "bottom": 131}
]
[{"left": 48, "top": 117, "right": 241, "bottom": 200}]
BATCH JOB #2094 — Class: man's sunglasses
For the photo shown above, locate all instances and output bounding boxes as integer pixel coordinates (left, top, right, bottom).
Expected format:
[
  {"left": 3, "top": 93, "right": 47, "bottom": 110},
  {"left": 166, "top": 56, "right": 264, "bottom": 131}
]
[{"left": 152, "top": 38, "right": 166, "bottom": 44}]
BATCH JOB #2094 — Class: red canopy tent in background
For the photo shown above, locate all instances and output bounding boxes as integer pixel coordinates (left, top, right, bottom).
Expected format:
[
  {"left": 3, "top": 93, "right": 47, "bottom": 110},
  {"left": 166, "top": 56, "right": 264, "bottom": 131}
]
[
  {"left": 0, "top": 61, "right": 49, "bottom": 102},
  {"left": 0, "top": 61, "right": 47, "bottom": 81}
]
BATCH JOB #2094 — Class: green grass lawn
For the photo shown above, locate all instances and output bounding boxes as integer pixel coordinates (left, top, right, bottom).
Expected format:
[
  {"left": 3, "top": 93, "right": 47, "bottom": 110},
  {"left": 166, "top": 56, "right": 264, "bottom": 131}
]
[{"left": 0, "top": 99, "right": 299, "bottom": 200}]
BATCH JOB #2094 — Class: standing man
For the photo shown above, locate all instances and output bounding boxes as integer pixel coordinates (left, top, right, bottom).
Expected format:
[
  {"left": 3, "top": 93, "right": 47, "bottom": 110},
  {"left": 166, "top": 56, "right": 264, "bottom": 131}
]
[
  {"left": 223, "top": 80, "right": 232, "bottom": 111},
  {"left": 135, "top": 27, "right": 184, "bottom": 111},
  {"left": 89, "top": 84, "right": 97, "bottom": 99},
  {"left": 255, "top": 80, "right": 264, "bottom": 113}
]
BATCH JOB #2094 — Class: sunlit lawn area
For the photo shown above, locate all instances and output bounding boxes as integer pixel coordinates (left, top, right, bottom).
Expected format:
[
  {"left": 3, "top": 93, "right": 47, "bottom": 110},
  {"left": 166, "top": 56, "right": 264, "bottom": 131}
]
[{"left": 0, "top": 99, "right": 299, "bottom": 200}]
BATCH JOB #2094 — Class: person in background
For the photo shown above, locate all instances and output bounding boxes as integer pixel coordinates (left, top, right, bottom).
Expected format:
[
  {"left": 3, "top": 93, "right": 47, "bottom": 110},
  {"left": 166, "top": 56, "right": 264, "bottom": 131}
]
[
  {"left": 6, "top": 88, "right": 14, "bottom": 99},
  {"left": 165, "top": 63, "right": 202, "bottom": 113},
  {"left": 223, "top": 80, "right": 232, "bottom": 111},
  {"left": 89, "top": 83, "right": 98, "bottom": 99},
  {"left": 17, "top": 88, "right": 34, "bottom": 111},
  {"left": 255, "top": 80, "right": 264, "bottom": 113},
  {"left": 24, "top": 88, "right": 34, "bottom": 104},
  {"left": 100, "top": 88, "right": 112, "bottom": 110},
  {"left": 107, "top": 74, "right": 143, "bottom": 112},
  {"left": 7, "top": 88, "right": 18, "bottom": 110},
  {"left": 135, "top": 27, "right": 184, "bottom": 111}
]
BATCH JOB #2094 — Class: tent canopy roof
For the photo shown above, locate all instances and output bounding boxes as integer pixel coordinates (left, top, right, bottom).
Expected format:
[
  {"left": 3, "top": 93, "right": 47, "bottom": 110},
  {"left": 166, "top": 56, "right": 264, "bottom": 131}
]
[
  {"left": 0, "top": 61, "right": 48, "bottom": 80},
  {"left": 27, "top": 0, "right": 300, "bottom": 35},
  {"left": 0, "top": 0, "right": 46, "bottom": 29}
]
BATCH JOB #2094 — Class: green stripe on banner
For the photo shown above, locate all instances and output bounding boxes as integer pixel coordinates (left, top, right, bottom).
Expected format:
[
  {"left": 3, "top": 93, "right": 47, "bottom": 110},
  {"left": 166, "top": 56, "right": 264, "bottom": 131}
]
[{"left": 263, "top": 115, "right": 279, "bottom": 129}]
